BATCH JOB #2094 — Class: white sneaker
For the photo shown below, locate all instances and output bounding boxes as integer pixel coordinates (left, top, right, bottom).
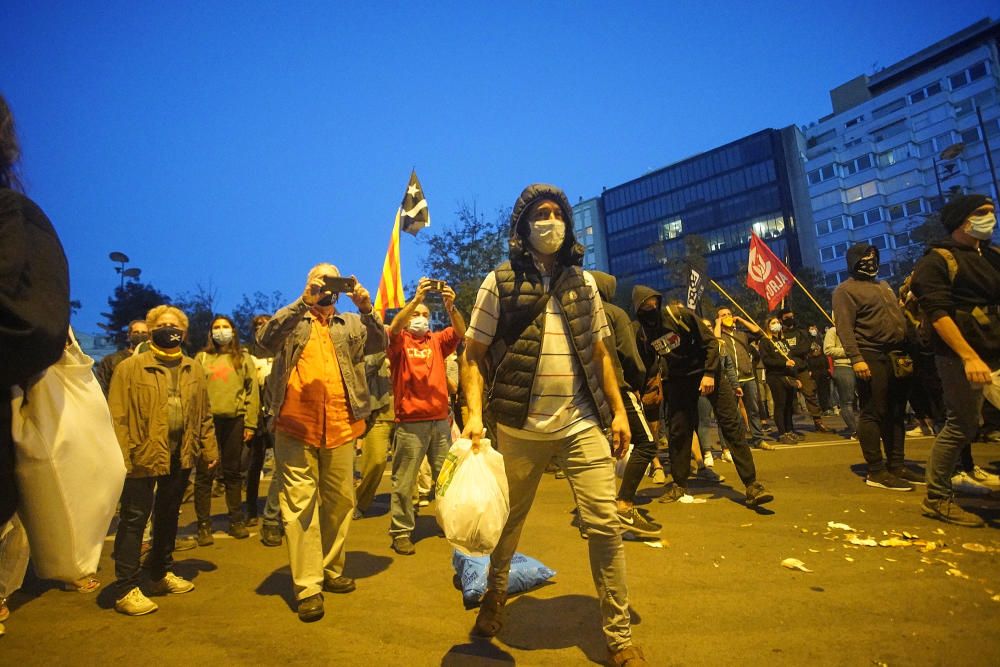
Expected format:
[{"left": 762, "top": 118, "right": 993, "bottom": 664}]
[
  {"left": 703, "top": 451, "right": 715, "bottom": 468},
  {"left": 951, "top": 472, "right": 992, "bottom": 496},
  {"left": 651, "top": 468, "right": 667, "bottom": 485},
  {"left": 721, "top": 449, "right": 734, "bottom": 463},
  {"left": 149, "top": 572, "right": 195, "bottom": 595},
  {"left": 905, "top": 426, "right": 927, "bottom": 437},
  {"left": 115, "top": 587, "right": 158, "bottom": 615},
  {"left": 971, "top": 465, "right": 1000, "bottom": 487}
]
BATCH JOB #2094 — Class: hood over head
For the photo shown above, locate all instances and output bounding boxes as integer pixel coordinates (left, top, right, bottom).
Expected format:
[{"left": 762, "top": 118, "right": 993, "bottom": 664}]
[
  {"left": 940, "top": 193, "right": 990, "bottom": 233},
  {"left": 846, "top": 242, "right": 879, "bottom": 279},
  {"left": 631, "top": 284, "right": 662, "bottom": 316},
  {"left": 590, "top": 271, "right": 617, "bottom": 303},
  {"left": 508, "top": 183, "right": 584, "bottom": 269}
]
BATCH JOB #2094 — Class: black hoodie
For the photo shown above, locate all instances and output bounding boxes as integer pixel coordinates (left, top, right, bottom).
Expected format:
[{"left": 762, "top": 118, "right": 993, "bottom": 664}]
[
  {"left": 831, "top": 243, "right": 906, "bottom": 363},
  {"left": 508, "top": 183, "right": 585, "bottom": 269},
  {"left": 631, "top": 284, "right": 719, "bottom": 380},
  {"left": 591, "top": 271, "right": 645, "bottom": 390}
]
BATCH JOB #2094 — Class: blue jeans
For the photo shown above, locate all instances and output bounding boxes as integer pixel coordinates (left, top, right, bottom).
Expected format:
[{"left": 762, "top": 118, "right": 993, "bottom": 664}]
[
  {"left": 389, "top": 419, "right": 451, "bottom": 537},
  {"left": 927, "top": 355, "right": 986, "bottom": 499},
  {"left": 831, "top": 366, "right": 858, "bottom": 433},
  {"left": 739, "top": 378, "right": 767, "bottom": 445}
]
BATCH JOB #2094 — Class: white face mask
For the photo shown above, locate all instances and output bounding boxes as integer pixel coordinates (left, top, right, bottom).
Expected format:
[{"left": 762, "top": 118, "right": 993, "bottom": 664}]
[
  {"left": 769, "top": 322, "right": 782, "bottom": 334},
  {"left": 528, "top": 219, "right": 566, "bottom": 256},
  {"left": 408, "top": 316, "right": 429, "bottom": 336},
  {"left": 212, "top": 329, "right": 234, "bottom": 345},
  {"left": 966, "top": 212, "right": 996, "bottom": 241}
]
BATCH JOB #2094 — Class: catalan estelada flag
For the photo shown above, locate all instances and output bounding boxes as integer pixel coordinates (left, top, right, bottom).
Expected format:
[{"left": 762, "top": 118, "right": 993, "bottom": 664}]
[{"left": 373, "top": 208, "right": 405, "bottom": 319}]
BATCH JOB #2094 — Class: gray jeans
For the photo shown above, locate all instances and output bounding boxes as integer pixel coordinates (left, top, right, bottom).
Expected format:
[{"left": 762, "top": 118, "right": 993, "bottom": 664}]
[
  {"left": 927, "top": 355, "right": 986, "bottom": 499},
  {"left": 491, "top": 425, "right": 633, "bottom": 652},
  {"left": 389, "top": 419, "right": 451, "bottom": 537}
]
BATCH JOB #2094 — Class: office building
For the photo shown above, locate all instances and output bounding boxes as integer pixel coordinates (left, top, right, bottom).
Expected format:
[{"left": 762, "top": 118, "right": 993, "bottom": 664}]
[
  {"left": 572, "top": 196, "right": 609, "bottom": 271},
  {"left": 600, "top": 127, "right": 816, "bottom": 293},
  {"left": 802, "top": 18, "right": 1000, "bottom": 286}
]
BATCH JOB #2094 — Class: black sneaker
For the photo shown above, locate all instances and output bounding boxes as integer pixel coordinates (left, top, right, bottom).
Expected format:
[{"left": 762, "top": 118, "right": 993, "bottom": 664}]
[
  {"left": 174, "top": 535, "right": 198, "bottom": 551},
  {"left": 745, "top": 482, "right": 774, "bottom": 507},
  {"left": 391, "top": 536, "right": 416, "bottom": 556},
  {"left": 260, "top": 524, "right": 283, "bottom": 547},
  {"left": 778, "top": 433, "right": 797, "bottom": 445},
  {"left": 657, "top": 483, "right": 687, "bottom": 503},
  {"left": 922, "top": 496, "right": 985, "bottom": 527},
  {"left": 297, "top": 593, "right": 324, "bottom": 622},
  {"left": 890, "top": 467, "right": 927, "bottom": 485},
  {"left": 197, "top": 522, "right": 214, "bottom": 546},
  {"left": 322, "top": 575, "right": 356, "bottom": 594},
  {"left": 228, "top": 521, "right": 250, "bottom": 539},
  {"left": 617, "top": 507, "right": 662, "bottom": 538},
  {"left": 865, "top": 470, "right": 913, "bottom": 491}
]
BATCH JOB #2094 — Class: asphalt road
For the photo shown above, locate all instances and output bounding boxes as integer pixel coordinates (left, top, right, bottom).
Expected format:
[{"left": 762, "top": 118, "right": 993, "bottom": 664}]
[{"left": 3, "top": 428, "right": 999, "bottom": 666}]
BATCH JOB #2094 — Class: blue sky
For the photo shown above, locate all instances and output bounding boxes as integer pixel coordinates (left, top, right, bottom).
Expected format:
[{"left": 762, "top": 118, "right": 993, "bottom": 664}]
[{"left": 3, "top": 1, "right": 997, "bottom": 332}]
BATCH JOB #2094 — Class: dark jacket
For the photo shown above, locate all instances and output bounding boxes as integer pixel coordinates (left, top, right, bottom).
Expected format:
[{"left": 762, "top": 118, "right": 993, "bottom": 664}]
[
  {"left": 1, "top": 189, "right": 70, "bottom": 524},
  {"left": 257, "top": 298, "right": 387, "bottom": 429},
  {"left": 759, "top": 334, "right": 796, "bottom": 377},
  {"left": 780, "top": 325, "right": 814, "bottom": 368},
  {"left": 95, "top": 348, "right": 132, "bottom": 397},
  {"left": 632, "top": 284, "right": 719, "bottom": 380},
  {"left": 592, "top": 271, "right": 645, "bottom": 391},
  {"left": 831, "top": 244, "right": 907, "bottom": 363},
  {"left": 718, "top": 328, "right": 759, "bottom": 381},
  {"left": 911, "top": 238, "right": 1000, "bottom": 362}
]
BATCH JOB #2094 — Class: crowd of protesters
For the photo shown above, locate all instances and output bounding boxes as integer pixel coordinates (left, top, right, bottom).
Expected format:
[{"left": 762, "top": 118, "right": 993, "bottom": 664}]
[{"left": 2, "top": 93, "right": 999, "bottom": 665}]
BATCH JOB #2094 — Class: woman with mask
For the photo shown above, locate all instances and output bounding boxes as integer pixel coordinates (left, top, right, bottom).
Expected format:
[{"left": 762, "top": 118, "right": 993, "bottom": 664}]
[
  {"left": 759, "top": 316, "right": 801, "bottom": 444},
  {"left": 108, "top": 305, "right": 218, "bottom": 616},
  {"left": 194, "top": 315, "right": 259, "bottom": 544}
]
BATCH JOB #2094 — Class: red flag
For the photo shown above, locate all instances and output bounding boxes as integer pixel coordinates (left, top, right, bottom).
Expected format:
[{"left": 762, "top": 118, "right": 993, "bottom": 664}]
[{"left": 746, "top": 233, "right": 793, "bottom": 311}]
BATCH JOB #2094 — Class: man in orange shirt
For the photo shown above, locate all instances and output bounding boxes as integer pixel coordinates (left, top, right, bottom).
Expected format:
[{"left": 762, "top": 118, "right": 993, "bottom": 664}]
[
  {"left": 387, "top": 278, "right": 465, "bottom": 556},
  {"left": 257, "top": 263, "right": 386, "bottom": 622}
]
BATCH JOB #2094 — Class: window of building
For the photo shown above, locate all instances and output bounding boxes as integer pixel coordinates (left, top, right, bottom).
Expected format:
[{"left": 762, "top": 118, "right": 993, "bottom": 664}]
[
  {"left": 850, "top": 207, "right": 883, "bottom": 229},
  {"left": 908, "top": 81, "right": 942, "bottom": 104},
  {"left": 843, "top": 153, "right": 874, "bottom": 176},
  {"left": 845, "top": 180, "right": 879, "bottom": 202},
  {"left": 868, "top": 234, "right": 889, "bottom": 251},
  {"left": 807, "top": 162, "right": 838, "bottom": 185},
  {"left": 887, "top": 198, "right": 924, "bottom": 220},
  {"left": 872, "top": 98, "right": 906, "bottom": 119},
  {"left": 820, "top": 242, "right": 850, "bottom": 262},
  {"left": 878, "top": 144, "right": 917, "bottom": 167},
  {"left": 893, "top": 231, "right": 913, "bottom": 248},
  {"left": 986, "top": 118, "right": 1000, "bottom": 139},
  {"left": 949, "top": 61, "right": 990, "bottom": 90},
  {"left": 960, "top": 126, "right": 982, "bottom": 145},
  {"left": 845, "top": 115, "right": 865, "bottom": 128},
  {"left": 883, "top": 170, "right": 923, "bottom": 194},
  {"left": 816, "top": 215, "right": 845, "bottom": 236},
  {"left": 873, "top": 119, "right": 908, "bottom": 142},
  {"left": 812, "top": 190, "right": 843, "bottom": 210},
  {"left": 931, "top": 131, "right": 955, "bottom": 153},
  {"left": 661, "top": 218, "right": 683, "bottom": 240}
]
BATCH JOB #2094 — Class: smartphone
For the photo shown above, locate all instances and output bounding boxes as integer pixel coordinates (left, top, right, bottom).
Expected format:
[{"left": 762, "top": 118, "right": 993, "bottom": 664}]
[
  {"left": 425, "top": 279, "right": 446, "bottom": 292},
  {"left": 322, "top": 275, "right": 357, "bottom": 293}
]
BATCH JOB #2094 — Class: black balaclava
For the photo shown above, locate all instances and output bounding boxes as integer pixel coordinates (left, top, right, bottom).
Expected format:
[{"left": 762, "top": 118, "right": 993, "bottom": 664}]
[{"left": 846, "top": 243, "right": 878, "bottom": 281}]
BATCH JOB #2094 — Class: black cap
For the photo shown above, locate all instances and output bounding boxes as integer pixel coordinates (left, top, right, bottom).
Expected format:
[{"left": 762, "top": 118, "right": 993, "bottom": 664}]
[{"left": 940, "top": 194, "right": 990, "bottom": 232}]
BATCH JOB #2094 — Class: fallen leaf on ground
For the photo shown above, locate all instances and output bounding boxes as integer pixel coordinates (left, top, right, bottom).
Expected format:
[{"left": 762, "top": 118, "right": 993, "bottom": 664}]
[
  {"left": 934, "top": 528, "right": 946, "bottom": 535},
  {"left": 828, "top": 521, "right": 855, "bottom": 531},
  {"left": 885, "top": 558, "right": 897, "bottom": 562},
  {"left": 962, "top": 543, "right": 990, "bottom": 553},
  {"left": 809, "top": 549, "right": 820, "bottom": 553},
  {"left": 991, "top": 594, "right": 1000, "bottom": 602},
  {"left": 781, "top": 558, "right": 812, "bottom": 572},
  {"left": 845, "top": 556, "right": 855, "bottom": 562},
  {"left": 850, "top": 536, "right": 879, "bottom": 547},
  {"left": 643, "top": 541, "right": 665, "bottom": 549},
  {"left": 740, "top": 523, "right": 753, "bottom": 527},
  {"left": 947, "top": 568, "right": 969, "bottom": 579},
  {"left": 879, "top": 537, "right": 913, "bottom": 548}
]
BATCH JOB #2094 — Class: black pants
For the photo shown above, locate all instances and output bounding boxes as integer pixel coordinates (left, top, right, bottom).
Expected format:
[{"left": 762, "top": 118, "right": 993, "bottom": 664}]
[
  {"left": 815, "top": 371, "right": 832, "bottom": 412},
  {"left": 244, "top": 428, "right": 273, "bottom": 519},
  {"left": 195, "top": 415, "right": 245, "bottom": 524},
  {"left": 796, "top": 369, "right": 822, "bottom": 418},
  {"left": 113, "top": 455, "right": 190, "bottom": 598},
  {"left": 856, "top": 350, "right": 910, "bottom": 473},
  {"left": 909, "top": 353, "right": 944, "bottom": 424},
  {"left": 665, "top": 373, "right": 757, "bottom": 490},
  {"left": 766, "top": 374, "right": 797, "bottom": 435},
  {"left": 618, "top": 391, "right": 657, "bottom": 502}
]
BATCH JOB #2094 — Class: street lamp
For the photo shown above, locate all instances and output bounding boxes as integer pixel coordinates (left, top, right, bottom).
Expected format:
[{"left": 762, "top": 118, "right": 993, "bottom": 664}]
[
  {"left": 932, "top": 143, "right": 966, "bottom": 209},
  {"left": 109, "top": 251, "right": 142, "bottom": 290}
]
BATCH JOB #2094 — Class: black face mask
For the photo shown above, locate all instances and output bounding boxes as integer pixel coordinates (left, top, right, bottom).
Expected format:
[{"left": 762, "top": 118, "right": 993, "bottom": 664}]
[
  {"left": 854, "top": 255, "right": 879, "bottom": 280},
  {"left": 316, "top": 294, "right": 335, "bottom": 307},
  {"left": 151, "top": 326, "right": 183, "bottom": 349},
  {"left": 782, "top": 317, "right": 796, "bottom": 329},
  {"left": 637, "top": 308, "right": 659, "bottom": 328},
  {"left": 128, "top": 331, "right": 149, "bottom": 347}
]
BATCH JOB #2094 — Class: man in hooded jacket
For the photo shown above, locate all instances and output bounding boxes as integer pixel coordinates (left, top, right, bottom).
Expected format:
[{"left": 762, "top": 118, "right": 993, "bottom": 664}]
[
  {"left": 832, "top": 243, "right": 917, "bottom": 491},
  {"left": 632, "top": 285, "right": 773, "bottom": 508},
  {"left": 462, "top": 184, "right": 646, "bottom": 666}
]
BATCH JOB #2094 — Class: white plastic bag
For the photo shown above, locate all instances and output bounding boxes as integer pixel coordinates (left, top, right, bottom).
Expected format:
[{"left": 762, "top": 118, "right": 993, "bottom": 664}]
[
  {"left": 435, "top": 438, "right": 509, "bottom": 557},
  {"left": 614, "top": 443, "right": 634, "bottom": 479},
  {"left": 10, "top": 329, "right": 126, "bottom": 581}
]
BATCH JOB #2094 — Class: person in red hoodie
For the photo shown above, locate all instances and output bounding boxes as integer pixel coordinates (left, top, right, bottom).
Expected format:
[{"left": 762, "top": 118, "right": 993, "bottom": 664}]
[{"left": 387, "top": 278, "right": 466, "bottom": 556}]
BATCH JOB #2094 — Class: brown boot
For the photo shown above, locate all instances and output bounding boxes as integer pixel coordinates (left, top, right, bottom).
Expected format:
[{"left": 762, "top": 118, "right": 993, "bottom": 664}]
[
  {"left": 472, "top": 589, "right": 507, "bottom": 637},
  {"left": 609, "top": 645, "right": 648, "bottom": 666}
]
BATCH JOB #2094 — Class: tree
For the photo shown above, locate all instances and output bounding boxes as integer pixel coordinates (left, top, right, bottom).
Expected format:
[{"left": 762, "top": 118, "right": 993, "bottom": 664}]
[
  {"left": 648, "top": 233, "right": 716, "bottom": 315},
  {"left": 172, "top": 283, "right": 218, "bottom": 355},
  {"left": 100, "top": 281, "right": 171, "bottom": 347},
  {"left": 417, "top": 202, "right": 511, "bottom": 316},
  {"left": 893, "top": 211, "right": 945, "bottom": 282},
  {"left": 231, "top": 290, "right": 285, "bottom": 342}
]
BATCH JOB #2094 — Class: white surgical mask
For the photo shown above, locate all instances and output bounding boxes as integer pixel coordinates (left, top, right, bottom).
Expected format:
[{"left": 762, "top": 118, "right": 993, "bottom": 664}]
[
  {"left": 212, "top": 329, "right": 234, "bottom": 345},
  {"left": 408, "top": 316, "right": 429, "bottom": 336},
  {"left": 967, "top": 212, "right": 996, "bottom": 241},
  {"left": 769, "top": 322, "right": 782, "bottom": 334},
  {"left": 528, "top": 219, "right": 565, "bottom": 256}
]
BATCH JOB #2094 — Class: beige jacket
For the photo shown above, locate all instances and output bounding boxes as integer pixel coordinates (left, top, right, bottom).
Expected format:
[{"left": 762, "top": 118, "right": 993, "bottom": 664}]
[{"left": 108, "top": 351, "right": 218, "bottom": 477}]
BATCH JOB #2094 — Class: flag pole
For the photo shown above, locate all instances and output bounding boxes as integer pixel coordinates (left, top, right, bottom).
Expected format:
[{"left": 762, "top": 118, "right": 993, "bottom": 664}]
[
  {"left": 791, "top": 275, "right": 835, "bottom": 325},
  {"left": 709, "top": 279, "right": 756, "bottom": 322}
]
